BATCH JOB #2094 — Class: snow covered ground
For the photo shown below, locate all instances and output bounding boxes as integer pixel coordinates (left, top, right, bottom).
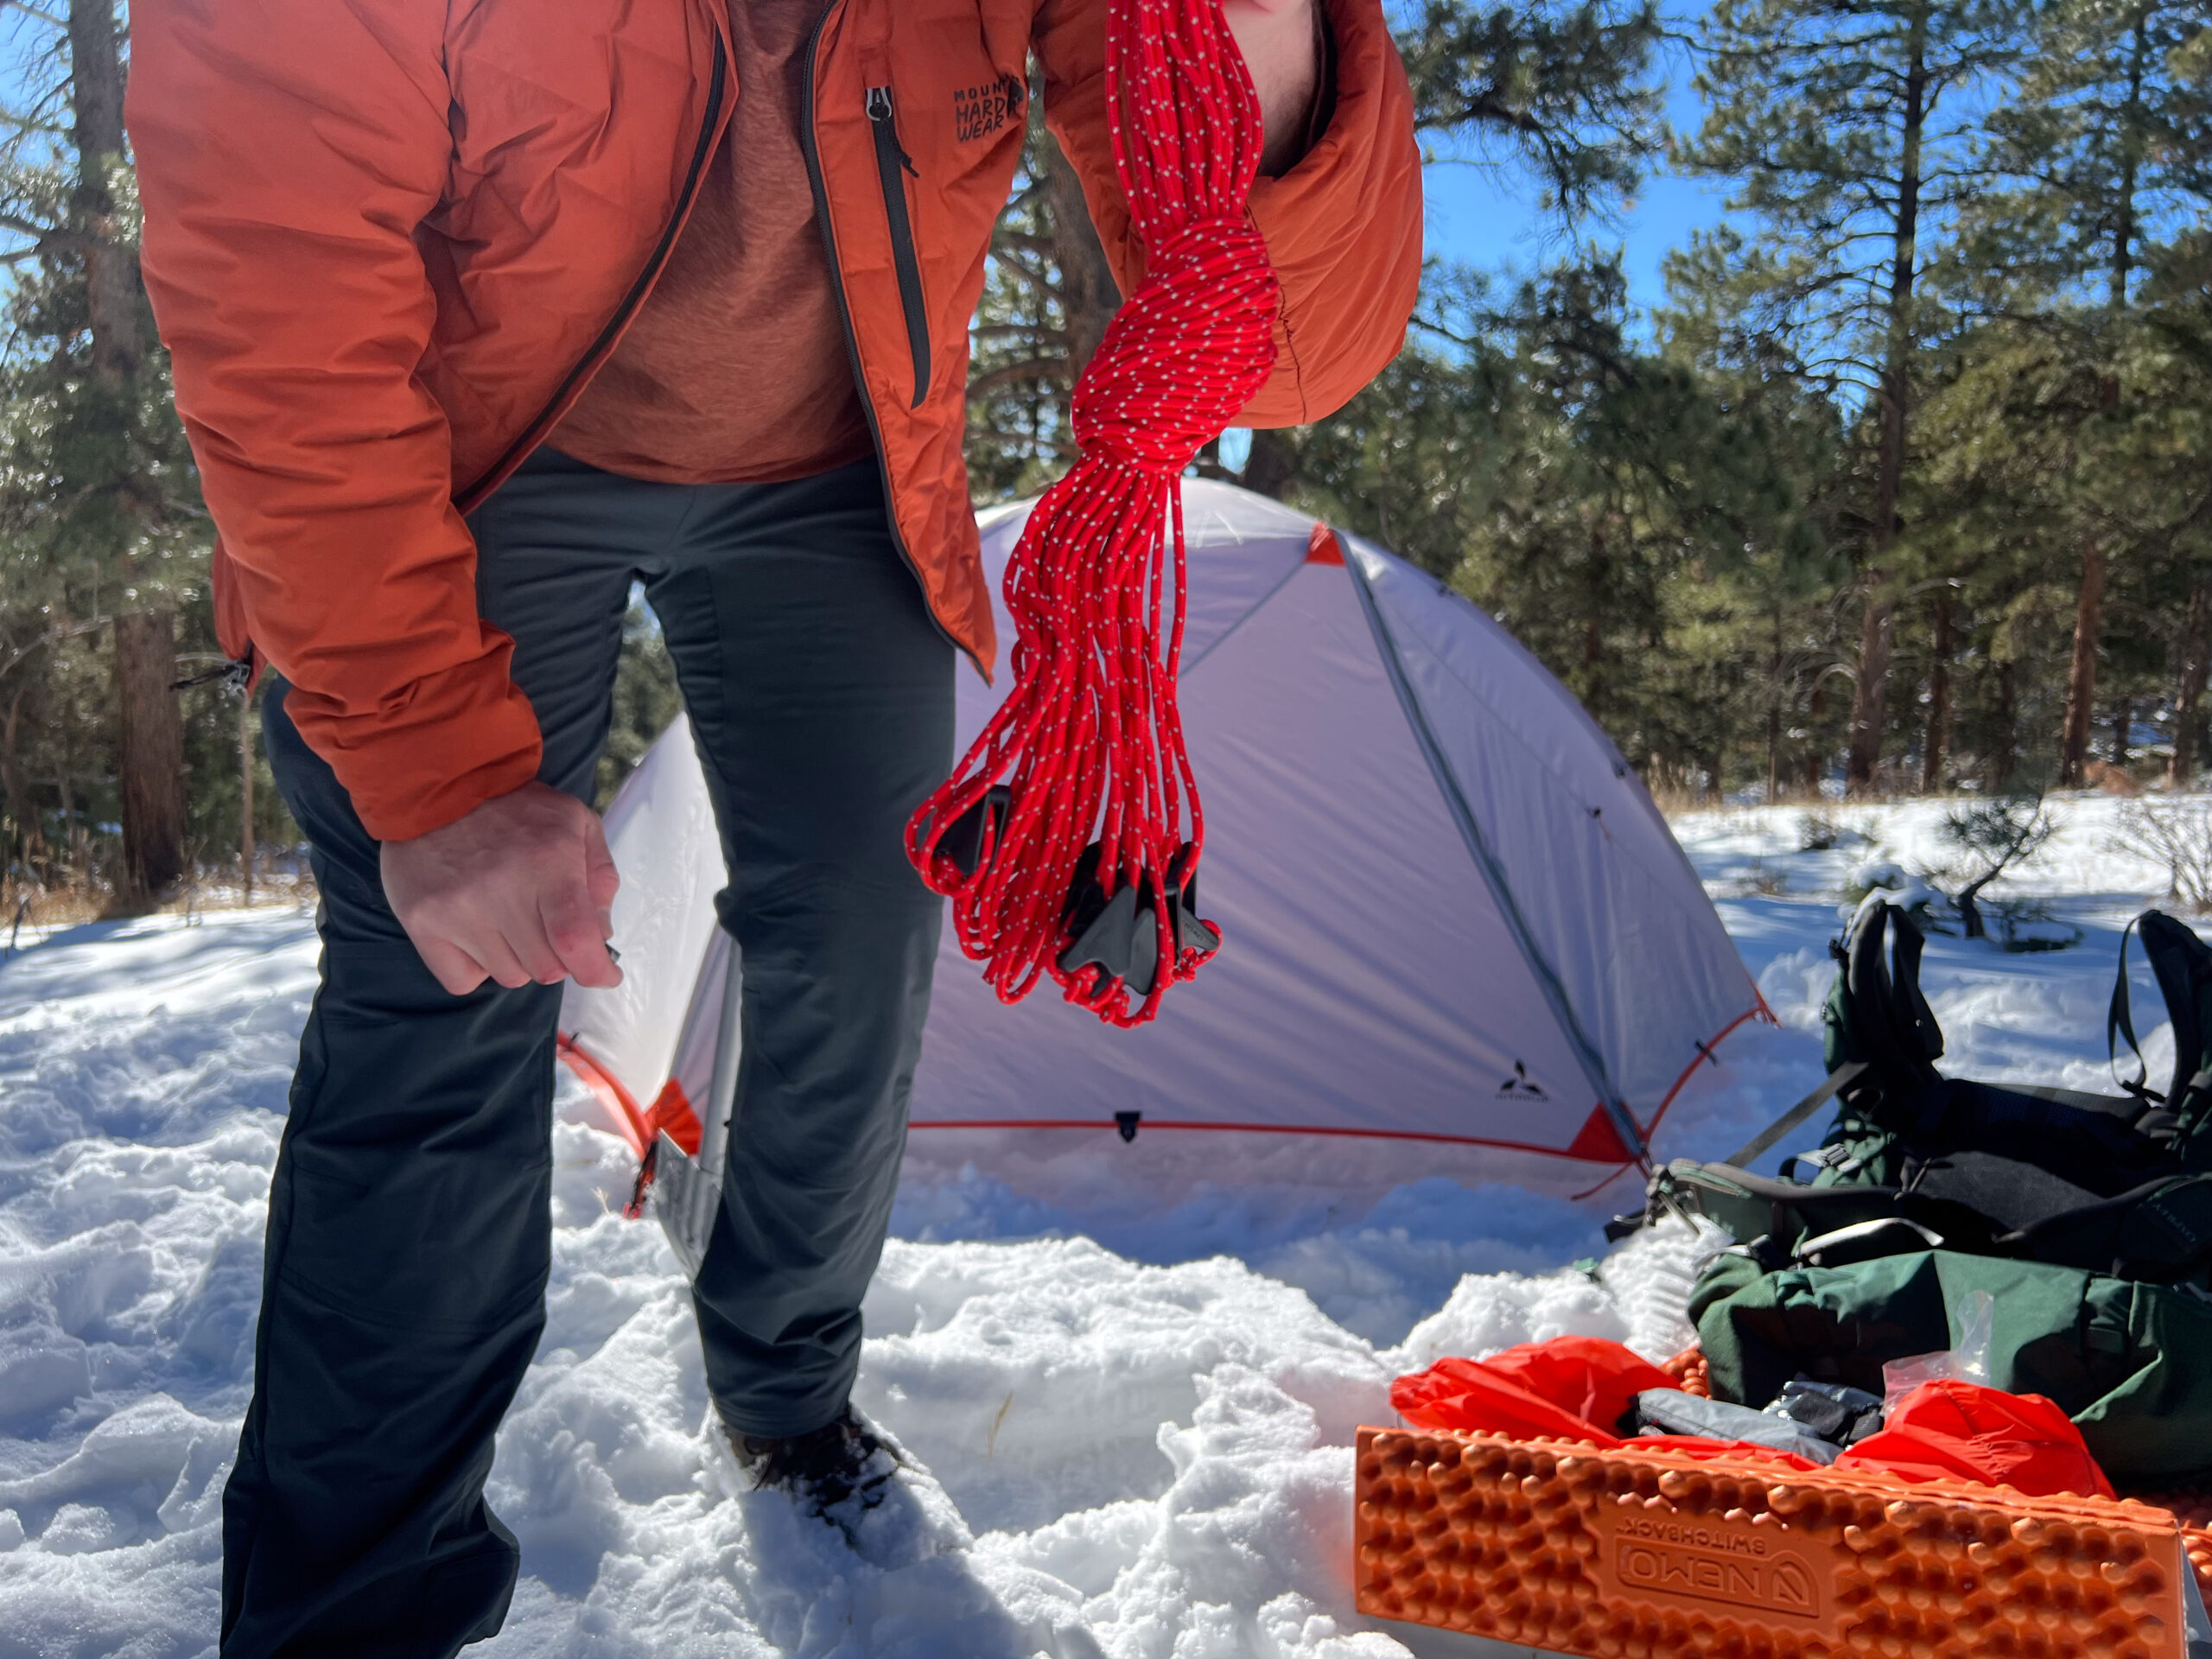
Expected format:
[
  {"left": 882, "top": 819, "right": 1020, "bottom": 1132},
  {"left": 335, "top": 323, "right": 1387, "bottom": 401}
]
[{"left": 0, "top": 790, "right": 2193, "bottom": 1656}]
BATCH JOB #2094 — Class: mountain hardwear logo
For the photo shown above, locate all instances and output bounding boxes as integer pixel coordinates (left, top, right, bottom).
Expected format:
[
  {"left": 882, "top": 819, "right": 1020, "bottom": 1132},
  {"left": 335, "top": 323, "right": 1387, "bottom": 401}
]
[{"left": 954, "top": 75, "right": 1025, "bottom": 143}]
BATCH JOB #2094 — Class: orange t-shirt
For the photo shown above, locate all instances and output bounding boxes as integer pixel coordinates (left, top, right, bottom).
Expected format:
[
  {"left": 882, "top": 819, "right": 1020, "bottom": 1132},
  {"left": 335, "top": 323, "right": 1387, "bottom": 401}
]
[{"left": 552, "top": 3, "right": 873, "bottom": 485}]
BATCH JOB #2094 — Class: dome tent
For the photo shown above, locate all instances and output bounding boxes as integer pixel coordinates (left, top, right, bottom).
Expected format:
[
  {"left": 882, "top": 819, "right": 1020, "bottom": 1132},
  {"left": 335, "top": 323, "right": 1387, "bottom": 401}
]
[{"left": 558, "top": 480, "right": 1764, "bottom": 1252}]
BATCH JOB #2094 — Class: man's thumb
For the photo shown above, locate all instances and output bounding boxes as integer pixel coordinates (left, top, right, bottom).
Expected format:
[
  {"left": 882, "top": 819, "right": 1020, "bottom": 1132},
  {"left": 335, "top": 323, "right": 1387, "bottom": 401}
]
[{"left": 584, "top": 811, "right": 620, "bottom": 918}]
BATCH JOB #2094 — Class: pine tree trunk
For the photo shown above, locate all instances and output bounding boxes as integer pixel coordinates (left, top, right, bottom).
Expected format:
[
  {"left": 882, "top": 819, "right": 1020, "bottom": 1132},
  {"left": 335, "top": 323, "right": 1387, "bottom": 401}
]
[
  {"left": 2065, "top": 19, "right": 2147, "bottom": 791},
  {"left": 239, "top": 692, "right": 256, "bottom": 904},
  {"left": 2169, "top": 576, "right": 2211, "bottom": 787},
  {"left": 61, "top": 772, "right": 83, "bottom": 877},
  {"left": 1847, "top": 594, "right": 1897, "bottom": 794},
  {"left": 1040, "top": 128, "right": 1120, "bottom": 379},
  {"left": 2112, "top": 693, "right": 2133, "bottom": 769},
  {"left": 1766, "top": 675, "right": 1783, "bottom": 804},
  {"left": 69, "top": 0, "right": 140, "bottom": 388},
  {"left": 1846, "top": 0, "right": 1929, "bottom": 797},
  {"left": 1922, "top": 588, "right": 1951, "bottom": 793},
  {"left": 114, "top": 610, "right": 188, "bottom": 896},
  {"left": 1241, "top": 428, "right": 1300, "bottom": 499},
  {"left": 0, "top": 682, "right": 33, "bottom": 863},
  {"left": 1805, "top": 682, "right": 1826, "bottom": 791},
  {"left": 1582, "top": 522, "right": 1606, "bottom": 721},
  {"left": 1993, "top": 660, "right": 2018, "bottom": 791},
  {"left": 2060, "top": 540, "right": 2106, "bottom": 786},
  {"left": 72, "top": 0, "right": 182, "bottom": 893}
]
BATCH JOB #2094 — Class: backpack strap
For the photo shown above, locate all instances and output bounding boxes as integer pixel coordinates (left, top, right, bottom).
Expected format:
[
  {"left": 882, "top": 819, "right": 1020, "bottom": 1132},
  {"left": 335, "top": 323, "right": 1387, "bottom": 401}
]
[
  {"left": 2140, "top": 910, "right": 2212, "bottom": 1109},
  {"left": 2115, "top": 1172, "right": 2212, "bottom": 1278},
  {"left": 1906, "top": 1077, "right": 2177, "bottom": 1194},
  {"left": 2110, "top": 913, "right": 2159, "bottom": 1101},
  {"left": 1999, "top": 1169, "right": 2212, "bottom": 1279},
  {"left": 1838, "top": 898, "right": 1942, "bottom": 1092},
  {"left": 1877, "top": 904, "right": 1946, "bottom": 1073},
  {"left": 1725, "top": 1061, "right": 1868, "bottom": 1173}
]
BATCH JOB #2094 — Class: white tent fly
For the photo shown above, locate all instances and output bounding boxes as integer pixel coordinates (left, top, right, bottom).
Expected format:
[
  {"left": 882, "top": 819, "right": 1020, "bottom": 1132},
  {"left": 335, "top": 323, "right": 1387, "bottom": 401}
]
[{"left": 559, "top": 480, "right": 1765, "bottom": 1260}]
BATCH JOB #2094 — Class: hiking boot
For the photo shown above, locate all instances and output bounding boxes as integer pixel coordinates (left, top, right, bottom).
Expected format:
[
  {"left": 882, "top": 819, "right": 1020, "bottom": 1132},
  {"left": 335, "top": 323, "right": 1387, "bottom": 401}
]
[
  {"left": 711, "top": 1403, "right": 974, "bottom": 1567},
  {"left": 725, "top": 1405, "right": 899, "bottom": 1523}
]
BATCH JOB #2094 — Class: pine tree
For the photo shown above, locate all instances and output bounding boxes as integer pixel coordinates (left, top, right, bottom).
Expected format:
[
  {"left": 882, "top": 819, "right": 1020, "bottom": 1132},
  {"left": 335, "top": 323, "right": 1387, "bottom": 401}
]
[
  {"left": 1959, "top": 0, "right": 2212, "bottom": 783},
  {"left": 1396, "top": 0, "right": 1665, "bottom": 223},
  {"left": 1287, "top": 257, "right": 1841, "bottom": 794},
  {"left": 967, "top": 3, "right": 1671, "bottom": 508},
  {"left": 1679, "top": 0, "right": 2015, "bottom": 792},
  {"left": 0, "top": 0, "right": 207, "bottom": 896}
]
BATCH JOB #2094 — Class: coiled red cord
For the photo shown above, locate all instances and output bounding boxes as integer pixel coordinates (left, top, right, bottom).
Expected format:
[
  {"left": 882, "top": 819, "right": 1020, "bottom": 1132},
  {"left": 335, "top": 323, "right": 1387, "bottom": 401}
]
[{"left": 906, "top": 0, "right": 1281, "bottom": 1027}]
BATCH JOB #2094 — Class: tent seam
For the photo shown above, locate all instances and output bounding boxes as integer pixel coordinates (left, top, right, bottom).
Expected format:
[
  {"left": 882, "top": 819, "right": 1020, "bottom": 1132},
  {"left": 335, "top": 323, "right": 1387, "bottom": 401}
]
[
  {"left": 906, "top": 1117, "right": 1625, "bottom": 1159},
  {"left": 1179, "top": 552, "right": 1313, "bottom": 677},
  {"left": 1348, "top": 539, "right": 1734, "bottom": 932},
  {"left": 1339, "top": 535, "right": 1649, "bottom": 1164},
  {"left": 1344, "top": 551, "right": 1707, "bottom": 918}
]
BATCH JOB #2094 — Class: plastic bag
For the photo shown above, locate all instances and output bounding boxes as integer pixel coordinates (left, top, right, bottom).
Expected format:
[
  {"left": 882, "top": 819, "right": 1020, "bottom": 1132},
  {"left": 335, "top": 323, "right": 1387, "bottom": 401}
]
[{"left": 1880, "top": 1286, "right": 1993, "bottom": 1414}]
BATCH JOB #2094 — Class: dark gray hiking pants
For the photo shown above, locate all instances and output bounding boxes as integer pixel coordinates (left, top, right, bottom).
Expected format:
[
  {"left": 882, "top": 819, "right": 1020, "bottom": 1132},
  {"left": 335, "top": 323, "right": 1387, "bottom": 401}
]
[{"left": 221, "top": 448, "right": 953, "bottom": 1657}]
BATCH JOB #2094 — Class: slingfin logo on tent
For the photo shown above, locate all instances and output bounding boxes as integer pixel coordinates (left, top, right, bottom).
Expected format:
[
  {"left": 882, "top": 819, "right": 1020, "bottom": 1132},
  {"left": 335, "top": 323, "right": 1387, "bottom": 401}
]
[{"left": 1496, "top": 1061, "right": 1548, "bottom": 1100}]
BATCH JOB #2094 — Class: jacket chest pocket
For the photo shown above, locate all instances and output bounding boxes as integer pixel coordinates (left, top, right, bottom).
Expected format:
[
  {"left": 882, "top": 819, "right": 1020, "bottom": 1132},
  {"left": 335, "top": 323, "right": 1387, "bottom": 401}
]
[
  {"left": 844, "top": 0, "right": 1032, "bottom": 407},
  {"left": 867, "top": 0, "right": 1029, "bottom": 165},
  {"left": 863, "top": 83, "right": 933, "bottom": 409}
]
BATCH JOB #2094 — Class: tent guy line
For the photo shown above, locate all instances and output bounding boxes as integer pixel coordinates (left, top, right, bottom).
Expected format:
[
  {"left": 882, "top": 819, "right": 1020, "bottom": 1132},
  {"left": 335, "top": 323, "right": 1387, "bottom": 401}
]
[{"left": 1562, "top": 1003, "right": 1782, "bottom": 1199}]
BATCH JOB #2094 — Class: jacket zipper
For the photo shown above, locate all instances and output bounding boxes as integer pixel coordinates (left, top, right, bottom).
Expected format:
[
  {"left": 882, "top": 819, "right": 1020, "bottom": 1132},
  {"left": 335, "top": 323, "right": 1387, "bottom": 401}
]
[
  {"left": 800, "top": 0, "right": 969, "bottom": 665},
  {"left": 865, "top": 85, "right": 931, "bottom": 408},
  {"left": 454, "top": 35, "right": 730, "bottom": 512}
]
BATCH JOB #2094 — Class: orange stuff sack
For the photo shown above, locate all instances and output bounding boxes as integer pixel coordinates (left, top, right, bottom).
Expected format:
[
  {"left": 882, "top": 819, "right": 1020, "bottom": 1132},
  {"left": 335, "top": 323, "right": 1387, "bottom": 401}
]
[
  {"left": 1390, "top": 1336, "right": 1677, "bottom": 1446},
  {"left": 1838, "top": 1377, "right": 2116, "bottom": 1498}
]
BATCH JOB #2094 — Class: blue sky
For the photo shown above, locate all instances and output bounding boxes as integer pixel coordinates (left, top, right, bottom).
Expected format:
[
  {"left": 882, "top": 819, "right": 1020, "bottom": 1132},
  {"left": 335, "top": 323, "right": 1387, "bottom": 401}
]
[{"left": 1416, "top": 34, "right": 1732, "bottom": 314}]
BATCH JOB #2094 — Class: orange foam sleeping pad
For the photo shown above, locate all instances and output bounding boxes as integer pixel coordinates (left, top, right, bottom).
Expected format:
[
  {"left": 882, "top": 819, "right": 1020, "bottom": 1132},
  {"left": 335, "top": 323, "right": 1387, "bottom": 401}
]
[
  {"left": 1354, "top": 1426, "right": 2194, "bottom": 1658},
  {"left": 1655, "top": 1344, "right": 2212, "bottom": 1600}
]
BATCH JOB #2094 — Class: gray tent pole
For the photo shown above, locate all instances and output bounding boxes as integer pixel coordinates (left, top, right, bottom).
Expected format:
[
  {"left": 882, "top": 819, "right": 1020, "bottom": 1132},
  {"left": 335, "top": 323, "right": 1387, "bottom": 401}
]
[
  {"left": 652, "top": 934, "right": 744, "bottom": 1278},
  {"left": 1338, "top": 535, "right": 1651, "bottom": 1166},
  {"left": 689, "top": 936, "right": 744, "bottom": 1251}
]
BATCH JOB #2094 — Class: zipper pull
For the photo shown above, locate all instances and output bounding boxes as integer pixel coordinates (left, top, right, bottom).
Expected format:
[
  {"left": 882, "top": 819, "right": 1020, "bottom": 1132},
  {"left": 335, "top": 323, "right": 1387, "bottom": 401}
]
[{"left": 866, "top": 86, "right": 918, "bottom": 176}]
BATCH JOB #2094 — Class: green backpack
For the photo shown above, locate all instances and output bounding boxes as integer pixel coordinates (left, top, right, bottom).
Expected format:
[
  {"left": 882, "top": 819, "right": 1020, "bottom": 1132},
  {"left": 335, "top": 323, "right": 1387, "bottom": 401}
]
[
  {"left": 1688, "top": 1246, "right": 2212, "bottom": 1483},
  {"left": 1629, "top": 899, "right": 2212, "bottom": 1482}
]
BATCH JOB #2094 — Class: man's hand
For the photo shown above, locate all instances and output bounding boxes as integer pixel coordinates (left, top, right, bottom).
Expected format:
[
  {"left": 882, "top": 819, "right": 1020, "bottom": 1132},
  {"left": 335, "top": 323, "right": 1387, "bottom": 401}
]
[
  {"left": 1224, "top": 0, "right": 1322, "bottom": 177},
  {"left": 381, "top": 781, "right": 624, "bottom": 995}
]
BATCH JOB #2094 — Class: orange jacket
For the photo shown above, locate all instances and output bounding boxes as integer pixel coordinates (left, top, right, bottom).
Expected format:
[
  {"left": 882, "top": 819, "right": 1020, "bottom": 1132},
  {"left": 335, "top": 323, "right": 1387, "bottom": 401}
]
[{"left": 130, "top": 0, "right": 1422, "bottom": 841}]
